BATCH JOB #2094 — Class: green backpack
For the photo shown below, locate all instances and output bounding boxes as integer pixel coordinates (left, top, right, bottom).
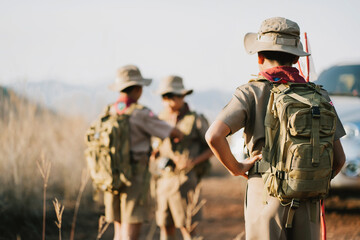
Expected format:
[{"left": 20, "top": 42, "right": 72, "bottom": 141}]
[
  {"left": 252, "top": 80, "right": 337, "bottom": 227},
  {"left": 84, "top": 103, "right": 139, "bottom": 194},
  {"left": 173, "top": 112, "right": 211, "bottom": 180}
]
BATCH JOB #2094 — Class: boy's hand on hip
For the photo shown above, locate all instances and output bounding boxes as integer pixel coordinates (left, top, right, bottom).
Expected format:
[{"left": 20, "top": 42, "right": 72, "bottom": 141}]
[{"left": 240, "top": 154, "right": 262, "bottom": 179}]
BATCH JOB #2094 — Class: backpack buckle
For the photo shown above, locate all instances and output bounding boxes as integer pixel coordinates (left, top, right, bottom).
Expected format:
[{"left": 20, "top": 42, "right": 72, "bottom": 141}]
[
  {"left": 276, "top": 170, "right": 285, "bottom": 180},
  {"left": 311, "top": 106, "right": 320, "bottom": 118},
  {"left": 290, "top": 198, "right": 300, "bottom": 209},
  {"left": 254, "top": 161, "right": 259, "bottom": 173}
]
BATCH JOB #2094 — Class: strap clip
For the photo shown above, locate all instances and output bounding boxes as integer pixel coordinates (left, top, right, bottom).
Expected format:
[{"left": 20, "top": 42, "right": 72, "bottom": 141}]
[
  {"left": 311, "top": 106, "right": 320, "bottom": 118},
  {"left": 276, "top": 170, "right": 285, "bottom": 180},
  {"left": 286, "top": 199, "right": 300, "bottom": 228},
  {"left": 254, "top": 161, "right": 259, "bottom": 174}
]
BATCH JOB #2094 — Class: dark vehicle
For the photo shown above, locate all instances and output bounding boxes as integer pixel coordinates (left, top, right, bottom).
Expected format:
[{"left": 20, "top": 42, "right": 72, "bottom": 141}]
[{"left": 316, "top": 64, "right": 360, "bottom": 190}]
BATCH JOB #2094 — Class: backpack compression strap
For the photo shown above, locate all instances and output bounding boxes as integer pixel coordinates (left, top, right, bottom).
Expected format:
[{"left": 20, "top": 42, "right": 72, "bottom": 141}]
[{"left": 280, "top": 84, "right": 322, "bottom": 166}]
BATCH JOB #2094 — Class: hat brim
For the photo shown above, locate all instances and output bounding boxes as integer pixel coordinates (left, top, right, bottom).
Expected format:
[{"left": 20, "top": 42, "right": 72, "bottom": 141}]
[
  {"left": 244, "top": 32, "right": 310, "bottom": 57},
  {"left": 108, "top": 78, "right": 152, "bottom": 92},
  {"left": 158, "top": 89, "right": 193, "bottom": 96}
]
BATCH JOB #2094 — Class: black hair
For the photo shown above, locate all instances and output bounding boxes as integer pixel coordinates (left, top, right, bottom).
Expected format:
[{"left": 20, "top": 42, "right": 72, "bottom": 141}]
[
  {"left": 259, "top": 51, "right": 298, "bottom": 66},
  {"left": 162, "top": 93, "right": 184, "bottom": 99},
  {"left": 121, "top": 85, "right": 141, "bottom": 93}
]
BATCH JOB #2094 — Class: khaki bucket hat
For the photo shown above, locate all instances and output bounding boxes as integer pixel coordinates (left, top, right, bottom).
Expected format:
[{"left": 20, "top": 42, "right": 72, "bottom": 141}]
[
  {"left": 157, "top": 75, "right": 193, "bottom": 96},
  {"left": 244, "top": 17, "right": 310, "bottom": 57},
  {"left": 108, "top": 65, "right": 152, "bottom": 92}
]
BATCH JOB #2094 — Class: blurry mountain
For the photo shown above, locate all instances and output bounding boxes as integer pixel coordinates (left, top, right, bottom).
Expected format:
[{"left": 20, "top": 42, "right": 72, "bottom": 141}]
[
  {"left": 7, "top": 80, "right": 233, "bottom": 123},
  {"left": 0, "top": 85, "right": 51, "bottom": 120}
]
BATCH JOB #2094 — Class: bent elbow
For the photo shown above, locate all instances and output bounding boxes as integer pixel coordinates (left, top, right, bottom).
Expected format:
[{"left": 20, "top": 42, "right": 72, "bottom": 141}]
[
  {"left": 205, "top": 130, "right": 212, "bottom": 145},
  {"left": 205, "top": 129, "right": 218, "bottom": 147}
]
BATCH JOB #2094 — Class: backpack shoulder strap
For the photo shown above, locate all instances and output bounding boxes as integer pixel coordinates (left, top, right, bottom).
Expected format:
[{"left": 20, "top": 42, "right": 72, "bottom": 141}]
[
  {"left": 248, "top": 75, "right": 269, "bottom": 83},
  {"left": 178, "top": 111, "right": 197, "bottom": 136},
  {"left": 123, "top": 103, "right": 144, "bottom": 116}
]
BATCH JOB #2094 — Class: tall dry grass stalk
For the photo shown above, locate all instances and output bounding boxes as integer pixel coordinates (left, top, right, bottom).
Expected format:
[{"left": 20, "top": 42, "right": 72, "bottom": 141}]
[
  {"left": 233, "top": 231, "right": 245, "bottom": 240},
  {"left": 53, "top": 198, "right": 65, "bottom": 240},
  {"left": 185, "top": 183, "right": 206, "bottom": 240},
  {"left": 70, "top": 169, "right": 90, "bottom": 240},
  {"left": 145, "top": 220, "right": 157, "bottom": 240},
  {"left": 96, "top": 215, "right": 110, "bottom": 240},
  {"left": 37, "top": 153, "right": 51, "bottom": 240}
]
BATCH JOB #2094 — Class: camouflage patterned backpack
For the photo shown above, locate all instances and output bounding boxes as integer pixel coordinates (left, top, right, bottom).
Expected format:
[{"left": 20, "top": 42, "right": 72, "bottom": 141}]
[
  {"left": 84, "top": 103, "right": 139, "bottom": 194},
  {"left": 251, "top": 80, "right": 337, "bottom": 228}
]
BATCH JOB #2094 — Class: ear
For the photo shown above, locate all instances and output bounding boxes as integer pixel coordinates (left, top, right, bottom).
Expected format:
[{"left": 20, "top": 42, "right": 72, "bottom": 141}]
[{"left": 258, "top": 53, "right": 265, "bottom": 64}]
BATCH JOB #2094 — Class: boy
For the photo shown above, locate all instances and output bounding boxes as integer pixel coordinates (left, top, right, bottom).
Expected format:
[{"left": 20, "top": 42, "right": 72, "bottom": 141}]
[
  {"left": 105, "top": 65, "right": 183, "bottom": 240},
  {"left": 206, "top": 17, "right": 346, "bottom": 239},
  {"left": 153, "top": 75, "right": 213, "bottom": 240}
]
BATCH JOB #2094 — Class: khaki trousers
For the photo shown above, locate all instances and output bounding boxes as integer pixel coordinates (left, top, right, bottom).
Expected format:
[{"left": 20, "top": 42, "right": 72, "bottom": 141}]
[
  {"left": 245, "top": 175, "right": 320, "bottom": 240},
  {"left": 155, "top": 170, "right": 200, "bottom": 228},
  {"left": 104, "top": 163, "right": 150, "bottom": 223}
]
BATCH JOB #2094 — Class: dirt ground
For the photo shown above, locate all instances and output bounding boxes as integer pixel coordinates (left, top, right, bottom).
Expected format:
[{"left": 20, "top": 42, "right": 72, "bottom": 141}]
[
  {"left": 59, "top": 176, "right": 360, "bottom": 240},
  {"left": 9, "top": 159, "right": 360, "bottom": 240},
  {"left": 56, "top": 159, "right": 360, "bottom": 240}
]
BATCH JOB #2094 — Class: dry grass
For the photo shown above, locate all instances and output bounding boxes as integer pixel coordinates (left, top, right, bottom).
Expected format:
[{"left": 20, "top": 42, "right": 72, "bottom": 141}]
[
  {"left": 37, "top": 154, "right": 51, "bottom": 240},
  {"left": 70, "top": 169, "right": 90, "bottom": 240},
  {"left": 185, "top": 183, "right": 207, "bottom": 240},
  {"left": 233, "top": 232, "right": 245, "bottom": 240},
  {"left": 0, "top": 87, "right": 89, "bottom": 238},
  {"left": 53, "top": 198, "right": 65, "bottom": 240},
  {"left": 96, "top": 215, "right": 110, "bottom": 240}
]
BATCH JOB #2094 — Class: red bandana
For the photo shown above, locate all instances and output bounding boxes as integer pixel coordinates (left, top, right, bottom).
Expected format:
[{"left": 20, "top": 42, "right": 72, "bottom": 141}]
[
  {"left": 260, "top": 66, "right": 307, "bottom": 84},
  {"left": 114, "top": 95, "right": 137, "bottom": 115}
]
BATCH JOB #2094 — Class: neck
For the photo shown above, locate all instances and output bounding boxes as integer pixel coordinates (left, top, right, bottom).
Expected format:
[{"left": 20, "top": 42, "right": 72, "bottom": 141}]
[
  {"left": 260, "top": 59, "right": 292, "bottom": 71},
  {"left": 169, "top": 107, "right": 181, "bottom": 115},
  {"left": 120, "top": 92, "right": 138, "bottom": 102},
  {"left": 167, "top": 102, "right": 186, "bottom": 115}
]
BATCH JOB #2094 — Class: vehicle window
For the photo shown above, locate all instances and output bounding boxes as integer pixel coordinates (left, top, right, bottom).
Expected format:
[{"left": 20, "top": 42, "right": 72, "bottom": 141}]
[{"left": 316, "top": 65, "right": 360, "bottom": 96}]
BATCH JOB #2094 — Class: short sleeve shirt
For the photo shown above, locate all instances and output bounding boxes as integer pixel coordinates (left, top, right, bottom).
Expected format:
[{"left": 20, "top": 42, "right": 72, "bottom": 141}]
[
  {"left": 217, "top": 81, "right": 346, "bottom": 156},
  {"left": 129, "top": 107, "right": 173, "bottom": 155}
]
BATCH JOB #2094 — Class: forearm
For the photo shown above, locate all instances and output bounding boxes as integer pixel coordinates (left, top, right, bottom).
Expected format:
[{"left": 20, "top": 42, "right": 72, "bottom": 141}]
[
  {"left": 192, "top": 149, "right": 213, "bottom": 165},
  {"left": 205, "top": 121, "right": 243, "bottom": 176},
  {"left": 207, "top": 135, "right": 243, "bottom": 176}
]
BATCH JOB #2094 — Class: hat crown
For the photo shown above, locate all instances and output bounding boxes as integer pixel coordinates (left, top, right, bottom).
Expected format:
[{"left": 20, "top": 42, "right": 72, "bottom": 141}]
[
  {"left": 109, "top": 64, "right": 151, "bottom": 92},
  {"left": 243, "top": 16, "right": 310, "bottom": 57},
  {"left": 259, "top": 17, "right": 300, "bottom": 38},
  {"left": 157, "top": 75, "right": 193, "bottom": 96},
  {"left": 116, "top": 65, "right": 143, "bottom": 82},
  {"left": 164, "top": 75, "right": 184, "bottom": 90}
]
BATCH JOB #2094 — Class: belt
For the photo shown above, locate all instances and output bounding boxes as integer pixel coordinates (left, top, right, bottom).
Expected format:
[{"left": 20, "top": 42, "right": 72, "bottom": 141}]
[{"left": 248, "top": 160, "right": 271, "bottom": 176}]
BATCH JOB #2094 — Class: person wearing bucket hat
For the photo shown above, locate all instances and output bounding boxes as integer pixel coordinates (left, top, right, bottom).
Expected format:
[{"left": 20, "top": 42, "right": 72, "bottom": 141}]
[
  {"left": 206, "top": 17, "right": 346, "bottom": 240},
  {"left": 151, "top": 75, "right": 213, "bottom": 240},
  {"left": 108, "top": 64, "right": 152, "bottom": 92},
  {"left": 95, "top": 65, "right": 183, "bottom": 240}
]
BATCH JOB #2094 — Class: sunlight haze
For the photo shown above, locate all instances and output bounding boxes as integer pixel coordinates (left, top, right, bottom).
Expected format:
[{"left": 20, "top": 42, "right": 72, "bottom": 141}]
[{"left": 1, "top": 0, "right": 360, "bottom": 92}]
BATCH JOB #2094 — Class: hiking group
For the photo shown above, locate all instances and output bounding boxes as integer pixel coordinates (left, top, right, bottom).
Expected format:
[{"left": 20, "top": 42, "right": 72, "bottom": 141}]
[{"left": 85, "top": 17, "right": 346, "bottom": 240}]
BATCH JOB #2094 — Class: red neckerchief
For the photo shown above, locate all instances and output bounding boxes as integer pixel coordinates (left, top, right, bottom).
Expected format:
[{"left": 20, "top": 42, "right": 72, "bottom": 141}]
[
  {"left": 260, "top": 66, "right": 307, "bottom": 84},
  {"left": 114, "top": 95, "right": 137, "bottom": 115}
]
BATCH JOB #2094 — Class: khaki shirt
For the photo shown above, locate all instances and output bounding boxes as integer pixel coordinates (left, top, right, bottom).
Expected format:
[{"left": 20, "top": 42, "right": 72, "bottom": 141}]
[
  {"left": 217, "top": 81, "right": 346, "bottom": 156},
  {"left": 128, "top": 107, "right": 173, "bottom": 161},
  {"left": 158, "top": 109, "right": 209, "bottom": 162}
]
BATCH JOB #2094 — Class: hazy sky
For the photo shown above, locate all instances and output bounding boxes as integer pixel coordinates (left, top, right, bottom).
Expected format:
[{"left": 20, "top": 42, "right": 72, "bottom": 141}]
[{"left": 1, "top": 0, "right": 360, "bottom": 92}]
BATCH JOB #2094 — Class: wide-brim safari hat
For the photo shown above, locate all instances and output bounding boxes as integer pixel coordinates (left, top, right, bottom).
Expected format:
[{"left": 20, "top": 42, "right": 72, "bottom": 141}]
[
  {"left": 244, "top": 17, "right": 310, "bottom": 57},
  {"left": 108, "top": 65, "right": 152, "bottom": 92},
  {"left": 157, "top": 75, "right": 193, "bottom": 96}
]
